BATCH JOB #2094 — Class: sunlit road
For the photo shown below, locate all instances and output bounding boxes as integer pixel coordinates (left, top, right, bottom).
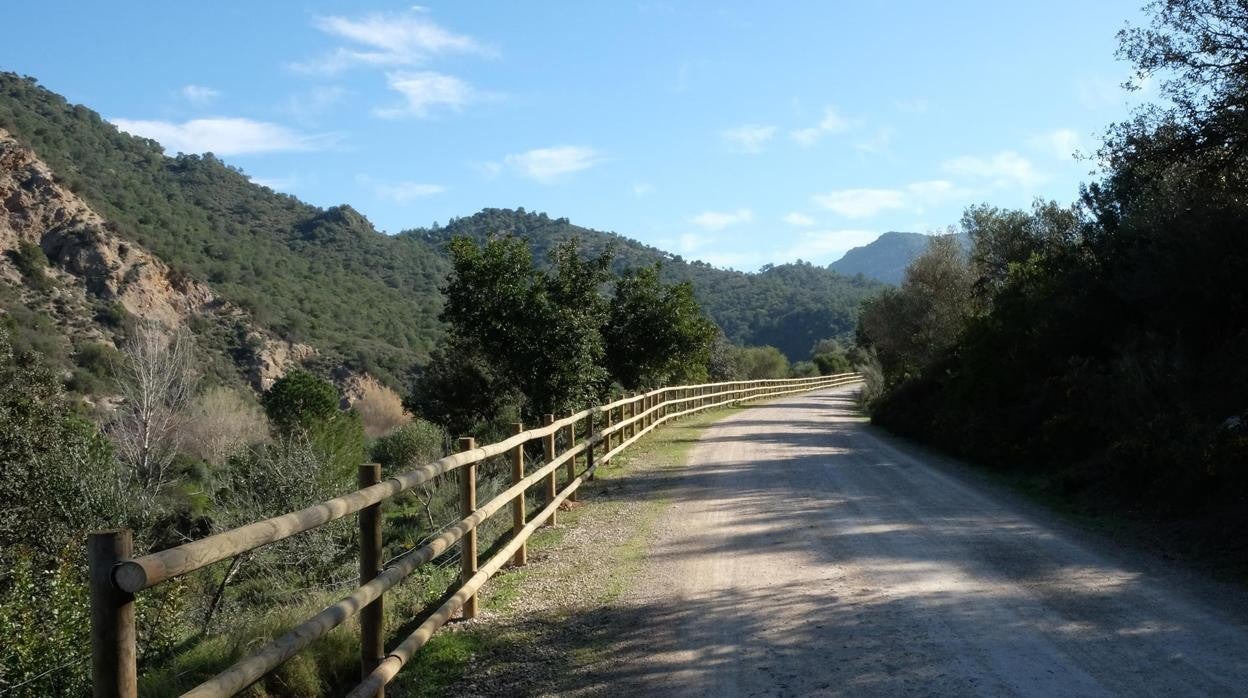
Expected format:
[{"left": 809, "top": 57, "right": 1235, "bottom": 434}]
[{"left": 597, "top": 385, "right": 1248, "bottom": 696}]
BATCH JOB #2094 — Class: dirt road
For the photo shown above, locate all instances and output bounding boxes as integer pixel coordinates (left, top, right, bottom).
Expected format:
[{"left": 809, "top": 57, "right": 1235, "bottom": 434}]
[{"left": 594, "top": 385, "right": 1248, "bottom": 696}]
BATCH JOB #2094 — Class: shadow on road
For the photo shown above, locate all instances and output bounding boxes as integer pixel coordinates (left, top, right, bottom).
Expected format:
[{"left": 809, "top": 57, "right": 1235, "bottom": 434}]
[{"left": 453, "top": 390, "right": 1248, "bottom": 697}]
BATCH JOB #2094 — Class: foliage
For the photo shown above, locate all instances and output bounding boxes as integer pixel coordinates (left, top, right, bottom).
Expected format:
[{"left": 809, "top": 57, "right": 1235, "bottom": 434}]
[
  {"left": 262, "top": 370, "right": 364, "bottom": 481},
  {"left": 353, "top": 381, "right": 410, "bottom": 439},
  {"left": 371, "top": 418, "right": 448, "bottom": 472},
  {"left": 730, "top": 345, "right": 791, "bottom": 380},
  {"left": 182, "top": 387, "right": 269, "bottom": 467},
  {"left": 411, "top": 208, "right": 885, "bottom": 360},
  {"left": 263, "top": 370, "right": 340, "bottom": 433},
  {"left": 857, "top": 235, "right": 977, "bottom": 385},
  {"left": 863, "top": 1, "right": 1248, "bottom": 527},
  {"left": 0, "top": 73, "right": 449, "bottom": 388},
  {"left": 604, "top": 265, "right": 718, "bottom": 389},
  {"left": 425, "top": 236, "right": 611, "bottom": 429},
  {"left": 6, "top": 239, "right": 52, "bottom": 290}
]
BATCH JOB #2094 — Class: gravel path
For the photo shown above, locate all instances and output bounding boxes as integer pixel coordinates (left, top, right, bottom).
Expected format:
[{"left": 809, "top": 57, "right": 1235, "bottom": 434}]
[
  {"left": 594, "top": 385, "right": 1248, "bottom": 696},
  {"left": 445, "top": 386, "right": 1248, "bottom": 696}
]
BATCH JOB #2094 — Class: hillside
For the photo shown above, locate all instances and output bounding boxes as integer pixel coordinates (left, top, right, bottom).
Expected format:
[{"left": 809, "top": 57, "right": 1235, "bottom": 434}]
[
  {"left": 0, "top": 72, "right": 882, "bottom": 392},
  {"left": 410, "top": 210, "right": 883, "bottom": 359},
  {"left": 0, "top": 73, "right": 449, "bottom": 388}
]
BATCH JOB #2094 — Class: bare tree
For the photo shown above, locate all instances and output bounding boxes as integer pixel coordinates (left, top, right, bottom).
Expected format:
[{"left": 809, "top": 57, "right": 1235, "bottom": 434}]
[
  {"left": 183, "top": 387, "right": 270, "bottom": 466},
  {"left": 110, "top": 324, "right": 197, "bottom": 508}
]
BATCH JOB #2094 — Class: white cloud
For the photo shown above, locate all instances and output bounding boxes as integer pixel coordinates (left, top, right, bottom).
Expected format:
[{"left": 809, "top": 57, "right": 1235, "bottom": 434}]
[
  {"left": 633, "top": 182, "right": 655, "bottom": 197},
  {"left": 1029, "top": 128, "right": 1082, "bottom": 160},
  {"left": 179, "top": 84, "right": 221, "bottom": 105},
  {"left": 780, "top": 229, "right": 881, "bottom": 263},
  {"left": 358, "top": 175, "right": 446, "bottom": 202},
  {"left": 504, "top": 146, "right": 602, "bottom": 182},
  {"left": 286, "top": 86, "right": 347, "bottom": 119},
  {"left": 790, "top": 106, "right": 851, "bottom": 146},
  {"left": 110, "top": 117, "right": 327, "bottom": 156},
  {"left": 811, "top": 188, "right": 905, "bottom": 218},
  {"left": 721, "top": 124, "right": 776, "bottom": 153},
  {"left": 374, "top": 71, "right": 476, "bottom": 118},
  {"left": 943, "top": 150, "right": 1044, "bottom": 188},
  {"left": 783, "top": 212, "right": 815, "bottom": 226},
  {"left": 292, "top": 8, "right": 491, "bottom": 75},
  {"left": 690, "top": 208, "right": 753, "bottom": 230}
]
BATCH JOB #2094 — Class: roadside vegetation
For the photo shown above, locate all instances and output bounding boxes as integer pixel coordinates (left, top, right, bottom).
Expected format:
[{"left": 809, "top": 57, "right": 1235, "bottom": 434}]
[{"left": 856, "top": 0, "right": 1248, "bottom": 567}]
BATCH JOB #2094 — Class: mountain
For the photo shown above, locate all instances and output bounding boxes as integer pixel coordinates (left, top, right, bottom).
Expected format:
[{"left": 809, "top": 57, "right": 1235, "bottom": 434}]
[
  {"left": 829, "top": 232, "right": 934, "bottom": 284},
  {"left": 409, "top": 210, "right": 884, "bottom": 360},
  {"left": 0, "top": 72, "right": 884, "bottom": 397}
]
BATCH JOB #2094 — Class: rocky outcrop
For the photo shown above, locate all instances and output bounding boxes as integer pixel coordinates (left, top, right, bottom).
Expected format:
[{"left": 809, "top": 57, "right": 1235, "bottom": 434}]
[{"left": 0, "top": 127, "right": 316, "bottom": 389}]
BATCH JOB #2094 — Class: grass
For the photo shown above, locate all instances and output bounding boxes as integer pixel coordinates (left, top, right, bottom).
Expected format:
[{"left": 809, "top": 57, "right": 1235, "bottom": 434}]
[{"left": 386, "top": 405, "right": 741, "bottom": 696}]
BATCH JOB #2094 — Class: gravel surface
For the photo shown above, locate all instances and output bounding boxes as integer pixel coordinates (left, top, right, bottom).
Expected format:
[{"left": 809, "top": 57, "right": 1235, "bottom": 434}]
[{"left": 452, "top": 386, "right": 1248, "bottom": 696}]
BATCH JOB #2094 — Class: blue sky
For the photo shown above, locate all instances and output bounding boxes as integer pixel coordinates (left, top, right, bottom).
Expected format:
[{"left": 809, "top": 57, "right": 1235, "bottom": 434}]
[{"left": 1, "top": 1, "right": 1152, "bottom": 270}]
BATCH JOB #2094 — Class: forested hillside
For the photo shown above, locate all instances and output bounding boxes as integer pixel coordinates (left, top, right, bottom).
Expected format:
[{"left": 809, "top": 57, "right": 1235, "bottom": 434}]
[
  {"left": 0, "top": 72, "right": 449, "bottom": 387},
  {"left": 411, "top": 209, "right": 883, "bottom": 359},
  {"left": 1, "top": 72, "right": 880, "bottom": 383}
]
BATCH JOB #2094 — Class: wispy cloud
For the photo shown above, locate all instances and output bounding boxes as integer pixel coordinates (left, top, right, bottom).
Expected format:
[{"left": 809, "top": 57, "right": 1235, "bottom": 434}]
[
  {"left": 179, "top": 84, "right": 221, "bottom": 106},
  {"left": 286, "top": 86, "right": 347, "bottom": 120},
  {"left": 292, "top": 8, "right": 492, "bottom": 75},
  {"left": 854, "top": 127, "right": 894, "bottom": 156},
  {"left": 943, "top": 150, "right": 1044, "bottom": 188},
  {"left": 810, "top": 188, "right": 905, "bottom": 218},
  {"left": 358, "top": 174, "right": 446, "bottom": 202},
  {"left": 633, "top": 182, "right": 655, "bottom": 197},
  {"left": 502, "top": 146, "right": 602, "bottom": 182},
  {"left": 721, "top": 124, "right": 776, "bottom": 153},
  {"left": 780, "top": 229, "right": 881, "bottom": 263},
  {"left": 810, "top": 180, "right": 976, "bottom": 220},
  {"left": 373, "top": 71, "right": 476, "bottom": 118},
  {"left": 791, "top": 106, "right": 851, "bottom": 147},
  {"left": 1028, "top": 128, "right": 1082, "bottom": 160},
  {"left": 783, "top": 212, "right": 815, "bottom": 226},
  {"left": 110, "top": 117, "right": 329, "bottom": 156},
  {"left": 690, "top": 208, "right": 753, "bottom": 230}
]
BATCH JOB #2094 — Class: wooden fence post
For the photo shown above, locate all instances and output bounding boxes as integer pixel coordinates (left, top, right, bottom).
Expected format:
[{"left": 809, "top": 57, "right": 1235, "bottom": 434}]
[
  {"left": 566, "top": 422, "right": 578, "bottom": 501},
  {"left": 358, "top": 463, "right": 384, "bottom": 697},
  {"left": 543, "top": 414, "right": 557, "bottom": 526},
  {"left": 458, "top": 437, "right": 479, "bottom": 619},
  {"left": 586, "top": 411, "right": 596, "bottom": 480},
  {"left": 89, "top": 529, "right": 137, "bottom": 698},
  {"left": 510, "top": 423, "right": 527, "bottom": 567}
]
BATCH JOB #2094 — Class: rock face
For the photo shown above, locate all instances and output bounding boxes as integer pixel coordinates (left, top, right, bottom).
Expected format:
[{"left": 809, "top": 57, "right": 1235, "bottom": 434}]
[{"left": 0, "top": 127, "right": 315, "bottom": 389}]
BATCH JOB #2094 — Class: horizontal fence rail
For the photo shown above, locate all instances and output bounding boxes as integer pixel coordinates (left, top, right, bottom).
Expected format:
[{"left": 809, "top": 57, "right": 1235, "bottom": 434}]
[{"left": 89, "top": 373, "right": 861, "bottom": 697}]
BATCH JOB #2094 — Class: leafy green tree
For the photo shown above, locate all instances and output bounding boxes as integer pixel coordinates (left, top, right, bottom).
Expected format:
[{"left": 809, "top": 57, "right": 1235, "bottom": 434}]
[
  {"left": 263, "top": 370, "right": 340, "bottom": 433},
  {"left": 857, "top": 235, "right": 976, "bottom": 384},
  {"left": 735, "top": 346, "right": 790, "bottom": 379},
  {"left": 431, "top": 236, "right": 610, "bottom": 425},
  {"left": 262, "top": 370, "right": 363, "bottom": 479},
  {"left": 604, "top": 265, "right": 718, "bottom": 389}
]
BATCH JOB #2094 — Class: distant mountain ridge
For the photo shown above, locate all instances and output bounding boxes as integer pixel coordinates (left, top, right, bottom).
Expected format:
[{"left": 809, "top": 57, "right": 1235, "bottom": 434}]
[{"left": 830, "top": 231, "right": 970, "bottom": 285}]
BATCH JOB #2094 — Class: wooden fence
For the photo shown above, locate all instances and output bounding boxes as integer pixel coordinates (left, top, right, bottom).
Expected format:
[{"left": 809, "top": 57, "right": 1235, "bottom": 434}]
[{"left": 88, "top": 373, "right": 862, "bottom": 697}]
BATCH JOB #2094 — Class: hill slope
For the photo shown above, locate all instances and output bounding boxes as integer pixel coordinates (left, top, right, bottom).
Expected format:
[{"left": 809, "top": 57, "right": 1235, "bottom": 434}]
[
  {"left": 410, "top": 210, "right": 884, "bottom": 359},
  {"left": 1, "top": 72, "right": 883, "bottom": 388}
]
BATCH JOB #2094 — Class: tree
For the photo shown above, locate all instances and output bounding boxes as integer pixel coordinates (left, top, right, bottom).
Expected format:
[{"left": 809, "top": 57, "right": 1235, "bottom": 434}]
[
  {"left": 604, "top": 265, "right": 718, "bottom": 389},
  {"left": 433, "top": 236, "right": 611, "bottom": 424},
  {"left": 263, "top": 370, "right": 364, "bottom": 480},
  {"left": 857, "top": 235, "right": 976, "bottom": 383},
  {"left": 110, "top": 324, "right": 197, "bottom": 507},
  {"left": 1112, "top": 0, "right": 1248, "bottom": 172},
  {"left": 182, "top": 387, "right": 269, "bottom": 467},
  {"left": 263, "top": 370, "right": 340, "bottom": 434}
]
